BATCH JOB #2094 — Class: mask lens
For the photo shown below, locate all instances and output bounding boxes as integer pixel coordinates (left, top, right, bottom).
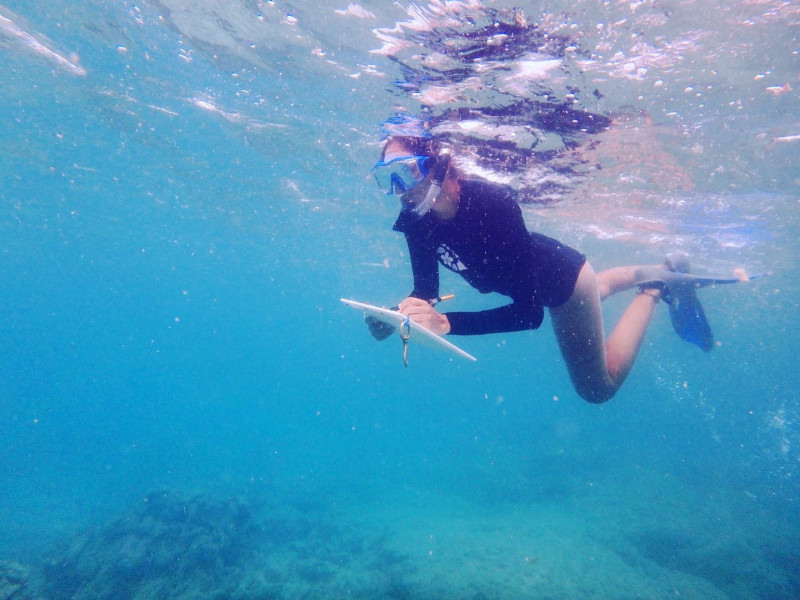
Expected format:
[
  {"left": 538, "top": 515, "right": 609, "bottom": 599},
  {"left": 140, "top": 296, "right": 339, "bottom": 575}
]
[{"left": 373, "top": 156, "right": 430, "bottom": 195}]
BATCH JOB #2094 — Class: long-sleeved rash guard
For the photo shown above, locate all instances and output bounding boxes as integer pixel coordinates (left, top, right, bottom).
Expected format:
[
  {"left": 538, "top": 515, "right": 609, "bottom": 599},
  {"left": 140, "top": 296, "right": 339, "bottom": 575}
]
[{"left": 393, "top": 180, "right": 585, "bottom": 336}]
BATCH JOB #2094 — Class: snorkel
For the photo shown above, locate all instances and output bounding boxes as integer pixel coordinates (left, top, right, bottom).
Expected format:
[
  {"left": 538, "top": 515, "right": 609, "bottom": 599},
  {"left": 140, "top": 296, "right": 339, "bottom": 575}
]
[{"left": 412, "top": 146, "right": 452, "bottom": 218}]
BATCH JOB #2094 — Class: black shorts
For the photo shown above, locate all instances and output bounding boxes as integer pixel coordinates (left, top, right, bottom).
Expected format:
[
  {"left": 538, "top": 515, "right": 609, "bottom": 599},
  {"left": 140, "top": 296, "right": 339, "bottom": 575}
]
[{"left": 528, "top": 232, "right": 586, "bottom": 308}]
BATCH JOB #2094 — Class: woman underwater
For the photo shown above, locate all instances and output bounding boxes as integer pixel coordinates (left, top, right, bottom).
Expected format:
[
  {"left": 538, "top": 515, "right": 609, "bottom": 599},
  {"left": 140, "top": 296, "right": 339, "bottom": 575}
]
[{"left": 370, "top": 134, "right": 734, "bottom": 403}]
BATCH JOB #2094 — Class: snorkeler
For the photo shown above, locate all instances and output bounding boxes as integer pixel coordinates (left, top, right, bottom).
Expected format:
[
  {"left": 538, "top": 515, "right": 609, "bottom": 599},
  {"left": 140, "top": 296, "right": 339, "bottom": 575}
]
[{"left": 369, "top": 135, "right": 747, "bottom": 403}]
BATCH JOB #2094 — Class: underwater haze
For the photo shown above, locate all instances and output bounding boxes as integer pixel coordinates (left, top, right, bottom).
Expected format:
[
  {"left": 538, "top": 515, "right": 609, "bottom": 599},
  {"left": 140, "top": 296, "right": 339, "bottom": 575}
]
[{"left": 1, "top": 1, "right": 799, "bottom": 598}]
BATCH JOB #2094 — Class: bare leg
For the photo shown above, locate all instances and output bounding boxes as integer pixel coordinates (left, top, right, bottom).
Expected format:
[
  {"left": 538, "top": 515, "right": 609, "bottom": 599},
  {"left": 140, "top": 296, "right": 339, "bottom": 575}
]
[
  {"left": 595, "top": 265, "right": 661, "bottom": 300},
  {"left": 550, "top": 262, "right": 660, "bottom": 403}
]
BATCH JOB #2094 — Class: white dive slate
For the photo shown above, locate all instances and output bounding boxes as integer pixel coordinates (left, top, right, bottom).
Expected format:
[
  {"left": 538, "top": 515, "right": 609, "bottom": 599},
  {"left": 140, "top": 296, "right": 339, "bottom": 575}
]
[{"left": 341, "top": 298, "right": 477, "bottom": 362}]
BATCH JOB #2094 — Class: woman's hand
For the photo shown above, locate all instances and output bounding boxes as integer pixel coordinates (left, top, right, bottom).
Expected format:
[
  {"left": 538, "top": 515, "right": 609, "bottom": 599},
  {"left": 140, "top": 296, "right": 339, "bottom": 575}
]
[{"left": 398, "top": 297, "right": 451, "bottom": 335}]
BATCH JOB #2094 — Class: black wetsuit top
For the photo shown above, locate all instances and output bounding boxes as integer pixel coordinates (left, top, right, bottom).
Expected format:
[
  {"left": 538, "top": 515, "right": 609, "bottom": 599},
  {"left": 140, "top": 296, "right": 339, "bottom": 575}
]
[{"left": 393, "top": 180, "right": 586, "bottom": 336}]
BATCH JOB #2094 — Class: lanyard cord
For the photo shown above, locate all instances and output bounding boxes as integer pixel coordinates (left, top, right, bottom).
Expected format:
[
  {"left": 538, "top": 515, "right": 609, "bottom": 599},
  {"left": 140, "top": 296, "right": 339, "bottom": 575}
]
[
  {"left": 395, "top": 295, "right": 453, "bottom": 367},
  {"left": 399, "top": 315, "right": 411, "bottom": 367}
]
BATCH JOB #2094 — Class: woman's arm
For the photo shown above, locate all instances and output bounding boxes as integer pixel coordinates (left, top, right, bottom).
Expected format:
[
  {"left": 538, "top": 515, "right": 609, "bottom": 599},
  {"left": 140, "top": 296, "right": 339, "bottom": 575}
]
[
  {"left": 405, "top": 231, "right": 440, "bottom": 299},
  {"left": 399, "top": 297, "right": 544, "bottom": 336},
  {"left": 445, "top": 299, "right": 543, "bottom": 335}
]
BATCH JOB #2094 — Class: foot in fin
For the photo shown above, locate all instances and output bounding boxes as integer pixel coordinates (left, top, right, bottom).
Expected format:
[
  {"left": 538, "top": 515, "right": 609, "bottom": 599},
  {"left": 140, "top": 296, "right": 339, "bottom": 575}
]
[
  {"left": 663, "top": 252, "right": 714, "bottom": 352},
  {"left": 635, "top": 252, "right": 715, "bottom": 352}
]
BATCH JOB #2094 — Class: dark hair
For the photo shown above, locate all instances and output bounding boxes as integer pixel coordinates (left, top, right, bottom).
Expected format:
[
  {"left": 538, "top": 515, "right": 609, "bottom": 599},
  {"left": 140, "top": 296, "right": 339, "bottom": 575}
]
[{"left": 381, "top": 135, "right": 441, "bottom": 160}]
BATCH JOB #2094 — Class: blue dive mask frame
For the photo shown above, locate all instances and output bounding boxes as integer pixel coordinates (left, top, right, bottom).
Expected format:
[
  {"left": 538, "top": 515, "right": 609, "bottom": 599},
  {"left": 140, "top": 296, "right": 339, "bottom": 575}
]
[{"left": 372, "top": 155, "right": 431, "bottom": 195}]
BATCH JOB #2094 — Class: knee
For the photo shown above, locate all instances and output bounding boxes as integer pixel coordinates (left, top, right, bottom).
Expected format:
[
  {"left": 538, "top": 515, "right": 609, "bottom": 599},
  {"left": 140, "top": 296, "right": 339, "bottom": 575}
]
[
  {"left": 565, "top": 366, "right": 618, "bottom": 404},
  {"left": 576, "top": 384, "right": 616, "bottom": 404}
]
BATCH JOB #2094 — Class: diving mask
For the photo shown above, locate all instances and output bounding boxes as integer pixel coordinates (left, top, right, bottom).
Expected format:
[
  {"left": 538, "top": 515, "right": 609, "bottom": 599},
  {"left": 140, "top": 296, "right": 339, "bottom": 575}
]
[{"left": 372, "top": 155, "right": 431, "bottom": 195}]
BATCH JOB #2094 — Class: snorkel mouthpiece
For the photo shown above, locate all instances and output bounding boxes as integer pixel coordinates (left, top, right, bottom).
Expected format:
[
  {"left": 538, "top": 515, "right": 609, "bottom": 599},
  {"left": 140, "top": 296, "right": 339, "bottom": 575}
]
[{"left": 413, "top": 147, "right": 452, "bottom": 217}]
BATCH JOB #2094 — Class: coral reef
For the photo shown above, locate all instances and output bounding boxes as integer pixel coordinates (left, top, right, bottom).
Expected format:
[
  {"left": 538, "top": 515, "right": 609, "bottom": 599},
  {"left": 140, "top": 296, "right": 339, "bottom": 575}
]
[
  {"left": 34, "top": 489, "right": 414, "bottom": 600},
  {"left": 0, "top": 561, "right": 43, "bottom": 600},
  {"left": 41, "top": 490, "right": 257, "bottom": 600}
]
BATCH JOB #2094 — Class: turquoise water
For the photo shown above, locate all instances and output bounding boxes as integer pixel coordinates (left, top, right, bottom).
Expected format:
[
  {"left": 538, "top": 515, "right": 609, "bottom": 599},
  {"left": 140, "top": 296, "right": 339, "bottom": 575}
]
[{"left": 1, "top": 1, "right": 798, "bottom": 598}]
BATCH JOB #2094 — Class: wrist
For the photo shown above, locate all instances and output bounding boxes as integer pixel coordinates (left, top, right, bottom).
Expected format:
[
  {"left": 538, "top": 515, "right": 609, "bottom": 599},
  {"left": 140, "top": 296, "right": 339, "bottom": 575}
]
[{"left": 440, "top": 313, "right": 451, "bottom": 335}]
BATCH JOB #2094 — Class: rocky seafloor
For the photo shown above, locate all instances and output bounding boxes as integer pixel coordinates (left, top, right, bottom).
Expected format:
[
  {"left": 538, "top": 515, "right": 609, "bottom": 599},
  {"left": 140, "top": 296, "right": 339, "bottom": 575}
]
[{"left": 2, "top": 490, "right": 428, "bottom": 600}]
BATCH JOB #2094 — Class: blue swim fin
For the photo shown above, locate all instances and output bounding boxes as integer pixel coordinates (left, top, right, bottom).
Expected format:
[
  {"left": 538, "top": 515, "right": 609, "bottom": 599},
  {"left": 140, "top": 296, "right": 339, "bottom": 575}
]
[
  {"left": 635, "top": 254, "right": 763, "bottom": 351},
  {"left": 666, "top": 286, "right": 714, "bottom": 351},
  {"left": 635, "top": 254, "right": 717, "bottom": 351},
  {"left": 663, "top": 253, "right": 714, "bottom": 351}
]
